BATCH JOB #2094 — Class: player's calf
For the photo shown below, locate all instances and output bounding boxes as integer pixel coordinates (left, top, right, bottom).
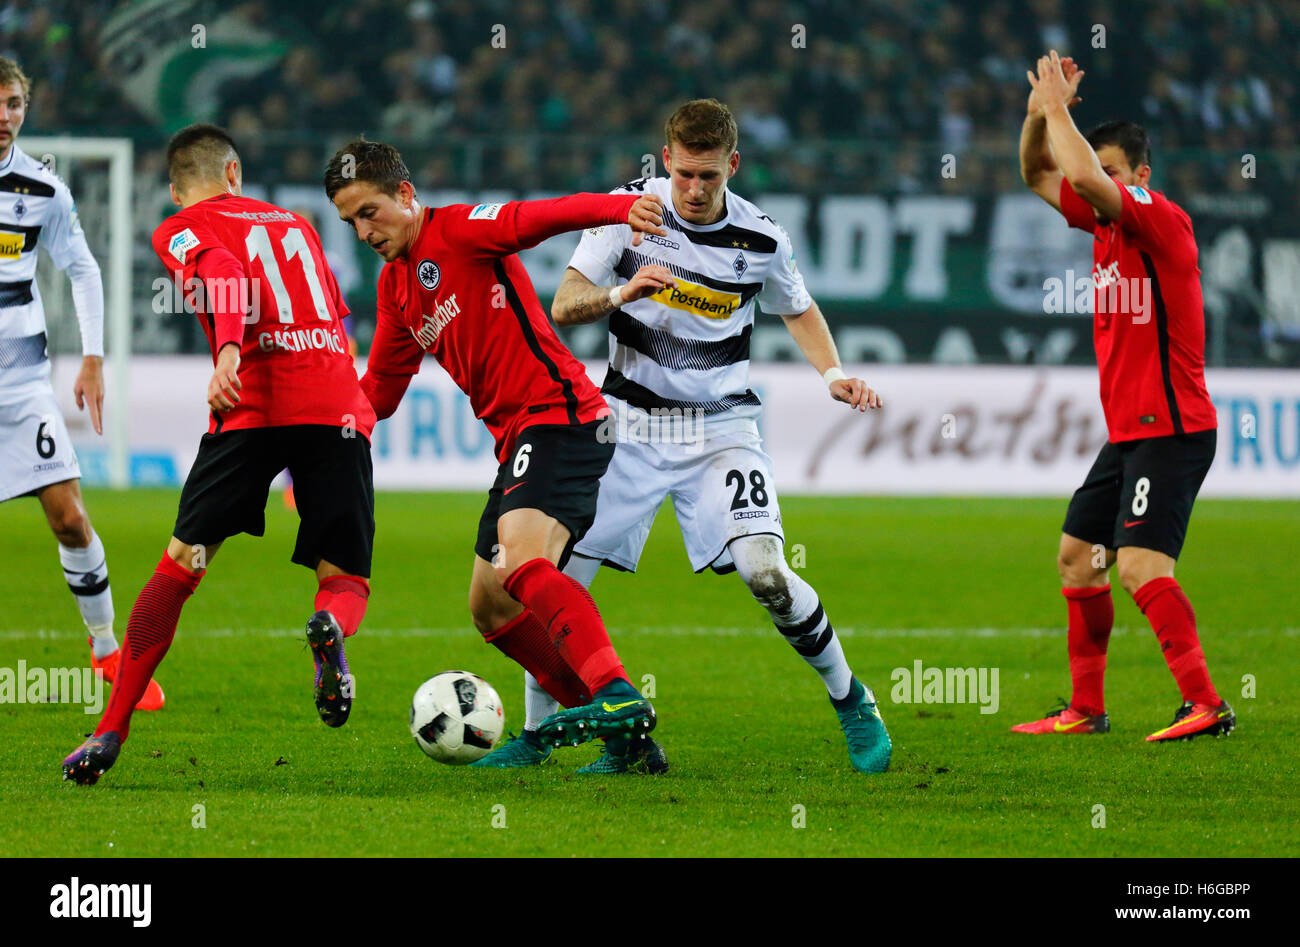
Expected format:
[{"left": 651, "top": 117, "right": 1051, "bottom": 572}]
[
  {"left": 40, "top": 484, "right": 122, "bottom": 660},
  {"left": 88, "top": 551, "right": 200, "bottom": 744},
  {"left": 732, "top": 535, "right": 856, "bottom": 702},
  {"left": 313, "top": 573, "right": 369, "bottom": 638},
  {"left": 90, "top": 646, "right": 165, "bottom": 711},
  {"left": 502, "top": 556, "right": 631, "bottom": 699}
]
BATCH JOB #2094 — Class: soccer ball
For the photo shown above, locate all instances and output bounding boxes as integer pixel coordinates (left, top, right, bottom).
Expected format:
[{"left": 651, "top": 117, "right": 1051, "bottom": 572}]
[{"left": 409, "top": 671, "right": 504, "bottom": 764}]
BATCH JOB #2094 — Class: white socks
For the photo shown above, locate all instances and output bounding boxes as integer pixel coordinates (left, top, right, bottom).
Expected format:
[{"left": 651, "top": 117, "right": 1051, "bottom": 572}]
[
  {"left": 523, "top": 670, "right": 558, "bottom": 733},
  {"left": 729, "top": 535, "right": 854, "bottom": 701},
  {"left": 60, "top": 530, "right": 117, "bottom": 658}
]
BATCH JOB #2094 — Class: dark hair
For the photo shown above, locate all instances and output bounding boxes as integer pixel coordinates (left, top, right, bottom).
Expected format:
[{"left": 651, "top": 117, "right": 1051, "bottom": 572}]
[
  {"left": 323, "top": 137, "right": 411, "bottom": 200},
  {"left": 665, "top": 98, "right": 739, "bottom": 153},
  {"left": 1085, "top": 121, "right": 1151, "bottom": 171},
  {"left": 166, "top": 123, "right": 240, "bottom": 190}
]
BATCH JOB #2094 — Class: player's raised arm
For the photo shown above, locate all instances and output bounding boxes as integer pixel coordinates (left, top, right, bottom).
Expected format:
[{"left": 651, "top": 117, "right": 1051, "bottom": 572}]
[
  {"left": 1020, "top": 54, "right": 1083, "bottom": 213},
  {"left": 1031, "top": 51, "right": 1122, "bottom": 220},
  {"left": 444, "top": 192, "right": 667, "bottom": 258}
]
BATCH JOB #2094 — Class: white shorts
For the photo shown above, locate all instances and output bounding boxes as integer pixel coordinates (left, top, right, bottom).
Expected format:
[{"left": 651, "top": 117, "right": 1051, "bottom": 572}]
[
  {"left": 574, "top": 426, "right": 784, "bottom": 573},
  {"left": 0, "top": 386, "right": 81, "bottom": 502}
]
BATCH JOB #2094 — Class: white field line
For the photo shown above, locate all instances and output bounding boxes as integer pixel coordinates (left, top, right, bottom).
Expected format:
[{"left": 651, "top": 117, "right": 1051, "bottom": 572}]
[{"left": 1, "top": 626, "right": 1296, "bottom": 641}]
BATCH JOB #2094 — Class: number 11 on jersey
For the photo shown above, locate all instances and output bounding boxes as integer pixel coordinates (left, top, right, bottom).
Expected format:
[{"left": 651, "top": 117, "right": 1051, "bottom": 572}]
[{"left": 245, "top": 225, "right": 332, "bottom": 325}]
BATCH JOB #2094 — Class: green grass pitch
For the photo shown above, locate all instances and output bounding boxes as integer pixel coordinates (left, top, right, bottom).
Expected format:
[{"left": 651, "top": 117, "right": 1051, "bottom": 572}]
[{"left": 2, "top": 489, "right": 1296, "bottom": 857}]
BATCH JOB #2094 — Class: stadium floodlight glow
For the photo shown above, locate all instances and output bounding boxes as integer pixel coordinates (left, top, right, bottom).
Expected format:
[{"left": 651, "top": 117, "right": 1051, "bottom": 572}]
[{"left": 23, "top": 136, "right": 133, "bottom": 489}]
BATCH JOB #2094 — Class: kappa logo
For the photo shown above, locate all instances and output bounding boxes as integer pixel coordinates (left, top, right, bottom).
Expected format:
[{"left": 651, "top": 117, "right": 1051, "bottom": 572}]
[
  {"left": 468, "top": 202, "right": 504, "bottom": 220},
  {"left": 168, "top": 228, "right": 200, "bottom": 264},
  {"left": 645, "top": 233, "right": 679, "bottom": 251},
  {"left": 417, "top": 258, "right": 440, "bottom": 290}
]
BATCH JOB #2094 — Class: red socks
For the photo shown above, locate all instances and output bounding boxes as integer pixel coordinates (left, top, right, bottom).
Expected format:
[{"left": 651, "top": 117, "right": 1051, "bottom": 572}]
[
  {"left": 1063, "top": 585, "right": 1114, "bottom": 716},
  {"left": 315, "top": 575, "right": 370, "bottom": 637},
  {"left": 484, "top": 610, "right": 589, "bottom": 708},
  {"left": 502, "top": 557, "right": 627, "bottom": 694},
  {"left": 1134, "top": 577, "right": 1220, "bottom": 706},
  {"left": 96, "top": 553, "right": 202, "bottom": 741}
]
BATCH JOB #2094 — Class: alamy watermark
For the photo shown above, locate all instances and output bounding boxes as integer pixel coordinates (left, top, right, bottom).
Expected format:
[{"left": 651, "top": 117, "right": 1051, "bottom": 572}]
[
  {"left": 152, "top": 271, "right": 347, "bottom": 355},
  {"left": 1, "top": 661, "right": 104, "bottom": 714},
  {"left": 49, "top": 877, "right": 151, "bottom": 927},
  {"left": 595, "top": 400, "right": 708, "bottom": 453},
  {"left": 1043, "top": 266, "right": 1151, "bottom": 323},
  {"left": 890, "top": 660, "right": 999, "bottom": 714}
]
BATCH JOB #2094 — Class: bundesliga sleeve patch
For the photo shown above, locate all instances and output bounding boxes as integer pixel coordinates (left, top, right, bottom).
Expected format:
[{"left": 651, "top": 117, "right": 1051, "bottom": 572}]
[
  {"left": 1126, "top": 185, "right": 1152, "bottom": 204},
  {"left": 468, "top": 202, "right": 505, "bottom": 220},
  {"left": 168, "top": 228, "right": 201, "bottom": 264}
]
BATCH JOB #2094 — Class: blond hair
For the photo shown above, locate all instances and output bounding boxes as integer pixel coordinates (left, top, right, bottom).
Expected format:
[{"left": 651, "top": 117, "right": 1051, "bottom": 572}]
[
  {"left": 665, "top": 98, "right": 738, "bottom": 153},
  {"left": 0, "top": 57, "right": 30, "bottom": 103}
]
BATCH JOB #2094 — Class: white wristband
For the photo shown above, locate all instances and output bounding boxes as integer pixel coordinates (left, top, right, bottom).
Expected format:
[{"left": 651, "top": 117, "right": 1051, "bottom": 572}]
[
  {"left": 822, "top": 366, "right": 847, "bottom": 387},
  {"left": 609, "top": 285, "right": 624, "bottom": 309}
]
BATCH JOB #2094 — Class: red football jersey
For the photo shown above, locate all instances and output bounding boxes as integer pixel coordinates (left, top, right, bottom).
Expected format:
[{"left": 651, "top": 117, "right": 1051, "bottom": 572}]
[
  {"left": 1060, "top": 178, "right": 1216, "bottom": 442},
  {"left": 152, "top": 194, "right": 375, "bottom": 437},
  {"left": 362, "top": 194, "right": 637, "bottom": 462}
]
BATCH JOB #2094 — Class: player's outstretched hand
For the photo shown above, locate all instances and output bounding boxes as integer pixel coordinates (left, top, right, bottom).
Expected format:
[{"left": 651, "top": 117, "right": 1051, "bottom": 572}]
[
  {"left": 1026, "top": 52, "right": 1083, "bottom": 115},
  {"left": 830, "top": 377, "right": 882, "bottom": 412},
  {"left": 619, "top": 264, "right": 677, "bottom": 303},
  {"left": 628, "top": 194, "right": 668, "bottom": 246},
  {"left": 74, "top": 354, "right": 105, "bottom": 436},
  {"left": 207, "top": 343, "right": 242, "bottom": 413}
]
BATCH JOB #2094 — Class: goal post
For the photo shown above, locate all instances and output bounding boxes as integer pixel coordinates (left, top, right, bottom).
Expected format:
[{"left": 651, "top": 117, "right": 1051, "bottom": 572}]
[{"left": 23, "top": 136, "right": 134, "bottom": 489}]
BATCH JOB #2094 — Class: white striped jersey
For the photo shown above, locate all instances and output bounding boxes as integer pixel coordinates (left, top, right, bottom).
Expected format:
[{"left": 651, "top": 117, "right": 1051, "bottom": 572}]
[
  {"left": 568, "top": 176, "right": 810, "bottom": 434},
  {"left": 0, "top": 144, "right": 103, "bottom": 400}
]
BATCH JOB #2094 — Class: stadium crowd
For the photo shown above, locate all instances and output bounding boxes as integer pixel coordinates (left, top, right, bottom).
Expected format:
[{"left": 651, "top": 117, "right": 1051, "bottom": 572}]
[
  {"left": 3, "top": 0, "right": 1296, "bottom": 363},
  {"left": 1, "top": 0, "right": 1295, "bottom": 199}
]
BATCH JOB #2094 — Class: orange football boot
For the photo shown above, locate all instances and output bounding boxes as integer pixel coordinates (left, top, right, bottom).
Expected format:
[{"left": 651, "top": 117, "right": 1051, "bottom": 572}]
[
  {"left": 1146, "top": 700, "right": 1235, "bottom": 742},
  {"left": 1011, "top": 699, "right": 1109, "bottom": 734}
]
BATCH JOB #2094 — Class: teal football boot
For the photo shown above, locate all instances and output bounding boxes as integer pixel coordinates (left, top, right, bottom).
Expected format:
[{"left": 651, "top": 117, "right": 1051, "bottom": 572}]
[
  {"left": 536, "top": 679, "right": 655, "bottom": 748},
  {"left": 832, "top": 678, "right": 892, "bottom": 773},
  {"left": 468, "top": 731, "right": 552, "bottom": 768},
  {"left": 577, "top": 734, "right": 669, "bottom": 775}
]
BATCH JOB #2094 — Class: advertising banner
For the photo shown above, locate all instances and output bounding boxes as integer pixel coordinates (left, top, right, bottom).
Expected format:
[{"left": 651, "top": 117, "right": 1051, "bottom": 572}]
[{"left": 54, "top": 358, "right": 1300, "bottom": 498}]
